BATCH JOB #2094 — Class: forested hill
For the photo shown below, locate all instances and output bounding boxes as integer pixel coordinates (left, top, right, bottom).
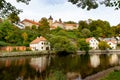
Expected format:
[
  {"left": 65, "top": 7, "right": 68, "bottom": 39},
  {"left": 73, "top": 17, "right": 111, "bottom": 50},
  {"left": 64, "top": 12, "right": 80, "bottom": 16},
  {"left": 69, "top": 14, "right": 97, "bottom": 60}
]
[{"left": 0, "top": 19, "right": 120, "bottom": 47}]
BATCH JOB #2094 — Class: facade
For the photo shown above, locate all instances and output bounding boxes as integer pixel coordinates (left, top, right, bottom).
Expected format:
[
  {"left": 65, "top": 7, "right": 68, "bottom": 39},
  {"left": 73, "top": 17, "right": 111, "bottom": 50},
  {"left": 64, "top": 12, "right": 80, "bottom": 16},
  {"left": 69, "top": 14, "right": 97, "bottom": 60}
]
[
  {"left": 21, "top": 19, "right": 40, "bottom": 28},
  {"left": 99, "top": 37, "right": 117, "bottom": 49},
  {"left": 86, "top": 37, "right": 99, "bottom": 50},
  {"left": 30, "top": 36, "right": 50, "bottom": 51},
  {"left": 64, "top": 23, "right": 78, "bottom": 30},
  {"left": 48, "top": 16, "right": 78, "bottom": 30},
  {"left": 107, "top": 41, "right": 117, "bottom": 49}
]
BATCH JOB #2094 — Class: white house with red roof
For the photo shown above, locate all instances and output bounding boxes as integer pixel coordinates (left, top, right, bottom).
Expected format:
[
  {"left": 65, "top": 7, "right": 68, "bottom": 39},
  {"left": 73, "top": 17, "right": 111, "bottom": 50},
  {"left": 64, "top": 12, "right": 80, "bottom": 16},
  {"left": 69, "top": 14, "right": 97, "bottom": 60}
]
[
  {"left": 107, "top": 41, "right": 117, "bottom": 49},
  {"left": 86, "top": 37, "right": 99, "bottom": 50},
  {"left": 30, "top": 36, "right": 50, "bottom": 51},
  {"left": 99, "top": 37, "right": 117, "bottom": 49}
]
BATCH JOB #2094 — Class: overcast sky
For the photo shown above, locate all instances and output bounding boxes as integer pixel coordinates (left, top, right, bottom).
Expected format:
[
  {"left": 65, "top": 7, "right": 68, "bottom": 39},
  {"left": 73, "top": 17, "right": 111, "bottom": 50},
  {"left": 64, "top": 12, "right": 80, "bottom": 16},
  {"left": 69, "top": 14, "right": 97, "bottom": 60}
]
[{"left": 7, "top": 0, "right": 120, "bottom": 26}]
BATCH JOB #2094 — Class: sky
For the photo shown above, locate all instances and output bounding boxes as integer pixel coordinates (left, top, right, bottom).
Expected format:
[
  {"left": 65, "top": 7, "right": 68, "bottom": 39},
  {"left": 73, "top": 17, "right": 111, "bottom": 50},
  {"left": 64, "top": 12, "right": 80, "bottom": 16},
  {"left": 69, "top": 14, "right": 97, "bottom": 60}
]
[{"left": 7, "top": 0, "right": 120, "bottom": 26}]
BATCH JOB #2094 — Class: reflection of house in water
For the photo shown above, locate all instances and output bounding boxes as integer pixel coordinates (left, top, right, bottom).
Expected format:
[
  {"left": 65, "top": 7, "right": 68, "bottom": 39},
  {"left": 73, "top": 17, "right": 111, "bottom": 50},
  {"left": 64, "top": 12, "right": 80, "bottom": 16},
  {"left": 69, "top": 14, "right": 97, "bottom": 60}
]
[
  {"left": 109, "top": 54, "right": 119, "bottom": 65},
  {"left": 90, "top": 54, "right": 100, "bottom": 68},
  {"left": 30, "top": 56, "right": 49, "bottom": 73}
]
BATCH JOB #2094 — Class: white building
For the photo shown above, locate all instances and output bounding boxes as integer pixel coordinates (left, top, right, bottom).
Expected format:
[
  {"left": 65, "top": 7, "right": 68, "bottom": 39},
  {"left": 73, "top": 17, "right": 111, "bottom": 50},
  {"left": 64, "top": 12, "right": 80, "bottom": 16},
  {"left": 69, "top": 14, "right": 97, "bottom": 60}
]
[
  {"left": 86, "top": 37, "right": 99, "bottom": 50},
  {"left": 107, "top": 41, "right": 117, "bottom": 49},
  {"left": 99, "top": 37, "right": 117, "bottom": 49},
  {"left": 30, "top": 36, "right": 50, "bottom": 51}
]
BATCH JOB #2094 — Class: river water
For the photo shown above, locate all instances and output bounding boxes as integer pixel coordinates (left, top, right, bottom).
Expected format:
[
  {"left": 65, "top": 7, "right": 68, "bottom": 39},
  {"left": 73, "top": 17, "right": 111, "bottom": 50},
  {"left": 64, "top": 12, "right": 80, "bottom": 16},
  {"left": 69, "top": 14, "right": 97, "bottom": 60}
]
[{"left": 0, "top": 53, "right": 119, "bottom": 80}]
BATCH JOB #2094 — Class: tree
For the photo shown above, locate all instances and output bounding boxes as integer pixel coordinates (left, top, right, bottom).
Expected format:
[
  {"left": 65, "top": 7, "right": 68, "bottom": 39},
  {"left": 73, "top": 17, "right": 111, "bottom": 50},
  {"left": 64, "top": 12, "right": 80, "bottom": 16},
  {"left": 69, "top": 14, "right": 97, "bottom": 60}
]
[
  {"left": 77, "top": 38, "right": 91, "bottom": 53},
  {"left": 81, "top": 28, "right": 91, "bottom": 38},
  {"left": 8, "top": 12, "right": 20, "bottom": 23},
  {"left": 68, "top": 0, "right": 120, "bottom": 10},
  {"left": 38, "top": 17, "right": 50, "bottom": 36},
  {"left": 98, "top": 41, "right": 110, "bottom": 50},
  {"left": 0, "top": 0, "right": 30, "bottom": 17},
  {"left": 21, "top": 32, "right": 28, "bottom": 44},
  {"left": 48, "top": 35, "right": 77, "bottom": 54},
  {"left": 78, "top": 21, "right": 88, "bottom": 31}
]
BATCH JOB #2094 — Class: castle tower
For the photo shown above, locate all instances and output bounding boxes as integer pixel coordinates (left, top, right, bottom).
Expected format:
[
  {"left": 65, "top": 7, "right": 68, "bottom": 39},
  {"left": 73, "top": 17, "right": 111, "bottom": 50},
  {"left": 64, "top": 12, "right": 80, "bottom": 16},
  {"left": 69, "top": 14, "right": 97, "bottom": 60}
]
[{"left": 48, "top": 16, "right": 53, "bottom": 27}]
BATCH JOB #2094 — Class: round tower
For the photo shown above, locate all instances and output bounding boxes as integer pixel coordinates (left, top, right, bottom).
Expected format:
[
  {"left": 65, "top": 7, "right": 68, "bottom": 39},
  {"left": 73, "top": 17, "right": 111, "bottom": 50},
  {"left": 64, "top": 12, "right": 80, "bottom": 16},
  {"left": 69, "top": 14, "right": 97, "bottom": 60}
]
[{"left": 48, "top": 16, "right": 53, "bottom": 27}]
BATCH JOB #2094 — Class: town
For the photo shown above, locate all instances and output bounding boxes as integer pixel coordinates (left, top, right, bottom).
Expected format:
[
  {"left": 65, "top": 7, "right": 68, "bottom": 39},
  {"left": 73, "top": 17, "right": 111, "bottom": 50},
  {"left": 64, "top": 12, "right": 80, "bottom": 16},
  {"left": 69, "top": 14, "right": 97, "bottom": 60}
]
[{"left": 0, "top": 16, "right": 120, "bottom": 53}]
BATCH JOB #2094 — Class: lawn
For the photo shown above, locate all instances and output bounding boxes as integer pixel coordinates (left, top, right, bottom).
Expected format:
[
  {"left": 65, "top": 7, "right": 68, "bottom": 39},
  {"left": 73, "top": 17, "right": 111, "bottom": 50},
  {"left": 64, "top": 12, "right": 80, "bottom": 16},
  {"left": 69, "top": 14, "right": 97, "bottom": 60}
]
[{"left": 101, "top": 70, "right": 120, "bottom": 80}]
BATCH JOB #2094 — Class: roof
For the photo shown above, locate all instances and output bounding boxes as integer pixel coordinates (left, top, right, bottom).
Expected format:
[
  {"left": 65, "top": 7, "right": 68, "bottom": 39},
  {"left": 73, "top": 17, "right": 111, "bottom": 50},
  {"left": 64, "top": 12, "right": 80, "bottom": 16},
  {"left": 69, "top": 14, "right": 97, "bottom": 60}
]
[
  {"left": 107, "top": 40, "right": 116, "bottom": 44},
  {"left": 86, "top": 37, "right": 96, "bottom": 42},
  {"left": 21, "top": 19, "right": 40, "bottom": 26},
  {"left": 30, "top": 36, "right": 46, "bottom": 44}
]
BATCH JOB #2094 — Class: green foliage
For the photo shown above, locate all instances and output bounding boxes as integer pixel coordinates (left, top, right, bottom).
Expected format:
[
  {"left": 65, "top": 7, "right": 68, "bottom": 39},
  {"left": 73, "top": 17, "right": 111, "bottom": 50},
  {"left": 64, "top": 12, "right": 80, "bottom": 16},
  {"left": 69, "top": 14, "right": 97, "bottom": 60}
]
[
  {"left": 46, "top": 70, "right": 66, "bottom": 80},
  {"left": 7, "top": 12, "right": 20, "bottom": 23},
  {"left": 98, "top": 41, "right": 110, "bottom": 50},
  {"left": 101, "top": 70, "right": 120, "bottom": 80},
  {"left": 77, "top": 38, "right": 91, "bottom": 53},
  {"left": 38, "top": 17, "right": 50, "bottom": 36},
  {"left": 0, "top": 0, "right": 30, "bottom": 17},
  {"left": 48, "top": 35, "right": 77, "bottom": 53},
  {"left": 78, "top": 21, "right": 88, "bottom": 31},
  {"left": 68, "top": 0, "right": 120, "bottom": 10}
]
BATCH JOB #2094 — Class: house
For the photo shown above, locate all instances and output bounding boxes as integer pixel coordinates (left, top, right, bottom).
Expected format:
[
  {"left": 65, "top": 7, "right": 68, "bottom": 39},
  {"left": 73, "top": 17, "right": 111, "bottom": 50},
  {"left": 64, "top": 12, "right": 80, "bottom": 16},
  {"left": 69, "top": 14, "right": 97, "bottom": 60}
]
[
  {"left": 48, "top": 16, "right": 78, "bottom": 30},
  {"left": 30, "top": 36, "right": 50, "bottom": 51},
  {"left": 107, "top": 41, "right": 117, "bottom": 49},
  {"left": 99, "top": 37, "right": 117, "bottom": 49},
  {"left": 13, "top": 22, "right": 25, "bottom": 29},
  {"left": 50, "top": 20, "right": 64, "bottom": 30},
  {"left": 64, "top": 23, "right": 78, "bottom": 30},
  {"left": 21, "top": 19, "right": 40, "bottom": 28},
  {"left": 86, "top": 37, "right": 99, "bottom": 50}
]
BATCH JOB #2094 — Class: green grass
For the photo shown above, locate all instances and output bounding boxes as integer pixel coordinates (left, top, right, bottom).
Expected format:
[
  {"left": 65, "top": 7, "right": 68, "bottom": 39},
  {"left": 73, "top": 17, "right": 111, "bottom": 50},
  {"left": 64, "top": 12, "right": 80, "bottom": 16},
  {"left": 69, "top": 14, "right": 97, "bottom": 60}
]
[{"left": 101, "top": 70, "right": 120, "bottom": 80}]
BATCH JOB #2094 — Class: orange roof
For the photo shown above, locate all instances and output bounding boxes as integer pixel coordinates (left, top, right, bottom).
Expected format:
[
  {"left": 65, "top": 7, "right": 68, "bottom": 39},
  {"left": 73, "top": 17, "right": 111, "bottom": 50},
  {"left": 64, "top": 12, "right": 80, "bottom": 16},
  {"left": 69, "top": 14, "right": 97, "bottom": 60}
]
[
  {"left": 107, "top": 41, "right": 116, "bottom": 44},
  {"left": 86, "top": 38, "right": 93, "bottom": 42},
  {"left": 21, "top": 19, "right": 40, "bottom": 26},
  {"left": 30, "top": 36, "right": 46, "bottom": 44}
]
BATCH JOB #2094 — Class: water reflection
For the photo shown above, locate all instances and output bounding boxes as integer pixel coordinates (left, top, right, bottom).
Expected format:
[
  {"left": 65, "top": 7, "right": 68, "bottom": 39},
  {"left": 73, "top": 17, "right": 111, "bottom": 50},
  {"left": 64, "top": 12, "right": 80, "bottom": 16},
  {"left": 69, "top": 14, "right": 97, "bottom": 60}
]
[
  {"left": 30, "top": 56, "right": 48, "bottom": 73},
  {"left": 109, "top": 54, "right": 119, "bottom": 65},
  {"left": 90, "top": 54, "right": 100, "bottom": 68},
  {"left": 0, "top": 54, "right": 119, "bottom": 80}
]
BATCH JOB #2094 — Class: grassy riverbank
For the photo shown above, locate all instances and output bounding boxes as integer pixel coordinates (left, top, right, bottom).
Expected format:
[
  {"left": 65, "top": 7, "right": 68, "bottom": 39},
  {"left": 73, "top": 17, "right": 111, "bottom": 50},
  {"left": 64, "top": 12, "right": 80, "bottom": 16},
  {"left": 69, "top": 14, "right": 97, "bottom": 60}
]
[{"left": 101, "top": 70, "right": 120, "bottom": 80}]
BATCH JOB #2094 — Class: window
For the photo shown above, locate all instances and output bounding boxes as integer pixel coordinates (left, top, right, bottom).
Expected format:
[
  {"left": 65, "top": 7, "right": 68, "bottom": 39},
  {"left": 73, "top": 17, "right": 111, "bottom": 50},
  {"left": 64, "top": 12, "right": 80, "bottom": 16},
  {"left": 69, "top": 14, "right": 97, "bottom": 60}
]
[{"left": 41, "top": 42, "right": 43, "bottom": 45}]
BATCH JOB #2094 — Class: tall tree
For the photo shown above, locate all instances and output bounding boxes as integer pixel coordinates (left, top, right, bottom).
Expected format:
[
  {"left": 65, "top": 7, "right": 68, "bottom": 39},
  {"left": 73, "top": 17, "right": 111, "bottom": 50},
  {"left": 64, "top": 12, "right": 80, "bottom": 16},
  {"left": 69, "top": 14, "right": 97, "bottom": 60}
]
[
  {"left": 38, "top": 17, "right": 50, "bottom": 36},
  {"left": 0, "top": 0, "right": 30, "bottom": 17}
]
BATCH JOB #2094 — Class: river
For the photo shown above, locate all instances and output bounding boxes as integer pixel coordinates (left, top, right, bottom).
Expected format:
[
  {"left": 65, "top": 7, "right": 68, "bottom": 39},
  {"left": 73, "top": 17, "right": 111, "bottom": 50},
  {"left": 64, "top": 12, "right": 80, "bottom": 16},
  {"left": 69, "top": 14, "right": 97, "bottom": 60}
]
[{"left": 0, "top": 53, "right": 119, "bottom": 80}]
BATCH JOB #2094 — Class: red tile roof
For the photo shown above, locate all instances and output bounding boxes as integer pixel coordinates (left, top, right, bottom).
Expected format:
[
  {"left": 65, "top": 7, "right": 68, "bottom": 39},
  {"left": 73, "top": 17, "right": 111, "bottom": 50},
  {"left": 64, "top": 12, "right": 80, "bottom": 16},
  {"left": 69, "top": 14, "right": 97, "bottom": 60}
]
[
  {"left": 86, "top": 38, "right": 93, "bottom": 42},
  {"left": 21, "top": 19, "right": 40, "bottom": 26},
  {"left": 30, "top": 36, "right": 46, "bottom": 44}
]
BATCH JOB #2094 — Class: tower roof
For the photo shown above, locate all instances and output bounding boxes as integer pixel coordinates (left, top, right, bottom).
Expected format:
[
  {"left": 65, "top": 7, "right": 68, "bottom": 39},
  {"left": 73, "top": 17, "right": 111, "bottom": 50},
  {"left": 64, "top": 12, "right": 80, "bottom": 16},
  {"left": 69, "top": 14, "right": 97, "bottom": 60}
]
[{"left": 48, "top": 16, "right": 53, "bottom": 20}]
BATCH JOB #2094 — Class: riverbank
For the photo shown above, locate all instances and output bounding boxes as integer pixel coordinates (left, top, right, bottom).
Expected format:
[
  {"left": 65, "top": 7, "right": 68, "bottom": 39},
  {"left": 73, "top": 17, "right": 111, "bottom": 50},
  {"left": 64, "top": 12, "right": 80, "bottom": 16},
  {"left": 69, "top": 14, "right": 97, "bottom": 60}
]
[
  {"left": 0, "top": 50, "right": 120, "bottom": 57},
  {"left": 83, "top": 66, "right": 120, "bottom": 80},
  {"left": 0, "top": 51, "right": 54, "bottom": 57},
  {"left": 77, "top": 50, "right": 120, "bottom": 55}
]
